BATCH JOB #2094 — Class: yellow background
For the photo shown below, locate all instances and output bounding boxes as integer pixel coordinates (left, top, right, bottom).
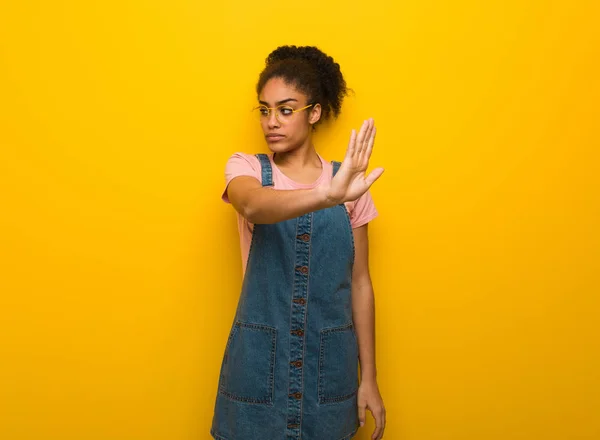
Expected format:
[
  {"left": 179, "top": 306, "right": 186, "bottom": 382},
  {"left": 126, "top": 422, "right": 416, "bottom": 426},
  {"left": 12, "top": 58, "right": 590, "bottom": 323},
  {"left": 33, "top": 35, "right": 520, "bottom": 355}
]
[{"left": 1, "top": 1, "right": 599, "bottom": 439}]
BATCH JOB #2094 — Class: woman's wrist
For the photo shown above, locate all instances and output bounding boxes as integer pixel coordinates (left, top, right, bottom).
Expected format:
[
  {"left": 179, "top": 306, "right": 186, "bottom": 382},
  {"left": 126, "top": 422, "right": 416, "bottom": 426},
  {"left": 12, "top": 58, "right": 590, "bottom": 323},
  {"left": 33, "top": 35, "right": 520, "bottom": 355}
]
[
  {"left": 360, "top": 366, "right": 378, "bottom": 384},
  {"left": 314, "top": 183, "right": 342, "bottom": 208},
  {"left": 315, "top": 184, "right": 343, "bottom": 208}
]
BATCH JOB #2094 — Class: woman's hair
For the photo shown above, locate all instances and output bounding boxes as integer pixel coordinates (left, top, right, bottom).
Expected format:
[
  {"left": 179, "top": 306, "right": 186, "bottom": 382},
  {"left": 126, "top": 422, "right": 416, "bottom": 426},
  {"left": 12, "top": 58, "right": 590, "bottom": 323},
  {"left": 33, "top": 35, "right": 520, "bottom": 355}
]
[{"left": 256, "top": 45, "right": 350, "bottom": 127}]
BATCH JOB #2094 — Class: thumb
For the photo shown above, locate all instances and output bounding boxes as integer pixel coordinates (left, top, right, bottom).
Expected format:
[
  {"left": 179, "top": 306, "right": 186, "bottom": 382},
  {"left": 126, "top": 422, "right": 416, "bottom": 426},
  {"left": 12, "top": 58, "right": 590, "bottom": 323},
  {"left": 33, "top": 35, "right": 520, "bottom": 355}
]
[
  {"left": 365, "top": 167, "right": 385, "bottom": 187},
  {"left": 358, "top": 404, "right": 367, "bottom": 428}
]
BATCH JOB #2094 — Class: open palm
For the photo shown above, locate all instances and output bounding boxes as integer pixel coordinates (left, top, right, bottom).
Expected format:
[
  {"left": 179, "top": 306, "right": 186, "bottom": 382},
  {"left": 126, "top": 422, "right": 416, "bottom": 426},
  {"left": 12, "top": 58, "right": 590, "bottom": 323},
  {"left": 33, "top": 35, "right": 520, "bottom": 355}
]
[{"left": 327, "top": 118, "right": 384, "bottom": 204}]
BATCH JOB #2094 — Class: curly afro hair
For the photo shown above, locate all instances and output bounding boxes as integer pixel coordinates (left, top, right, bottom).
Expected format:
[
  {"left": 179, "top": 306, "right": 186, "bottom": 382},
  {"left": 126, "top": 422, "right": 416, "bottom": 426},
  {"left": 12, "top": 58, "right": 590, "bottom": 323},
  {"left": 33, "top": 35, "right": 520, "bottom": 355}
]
[{"left": 256, "top": 45, "right": 350, "bottom": 128}]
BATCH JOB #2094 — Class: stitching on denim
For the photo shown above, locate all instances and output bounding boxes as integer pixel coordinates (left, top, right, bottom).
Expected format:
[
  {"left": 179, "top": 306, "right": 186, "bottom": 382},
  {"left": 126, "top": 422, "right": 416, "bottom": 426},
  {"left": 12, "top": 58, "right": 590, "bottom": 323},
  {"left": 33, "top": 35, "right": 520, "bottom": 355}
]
[
  {"left": 244, "top": 154, "right": 272, "bottom": 274},
  {"left": 245, "top": 222, "right": 258, "bottom": 274},
  {"left": 318, "top": 328, "right": 325, "bottom": 402},
  {"left": 321, "top": 389, "right": 358, "bottom": 404},
  {"left": 209, "top": 428, "right": 229, "bottom": 440},
  {"left": 318, "top": 322, "right": 358, "bottom": 404},
  {"left": 286, "top": 216, "right": 299, "bottom": 429},
  {"left": 340, "top": 204, "right": 355, "bottom": 266},
  {"left": 269, "top": 323, "right": 277, "bottom": 405},
  {"left": 337, "top": 425, "right": 359, "bottom": 440},
  {"left": 256, "top": 153, "right": 273, "bottom": 187},
  {"left": 217, "top": 323, "right": 239, "bottom": 395},
  {"left": 223, "top": 324, "right": 239, "bottom": 359},
  {"left": 322, "top": 322, "right": 354, "bottom": 333},
  {"left": 331, "top": 160, "right": 355, "bottom": 268},
  {"left": 217, "top": 389, "right": 273, "bottom": 405},
  {"left": 298, "top": 212, "right": 313, "bottom": 438},
  {"left": 218, "top": 321, "right": 277, "bottom": 405}
]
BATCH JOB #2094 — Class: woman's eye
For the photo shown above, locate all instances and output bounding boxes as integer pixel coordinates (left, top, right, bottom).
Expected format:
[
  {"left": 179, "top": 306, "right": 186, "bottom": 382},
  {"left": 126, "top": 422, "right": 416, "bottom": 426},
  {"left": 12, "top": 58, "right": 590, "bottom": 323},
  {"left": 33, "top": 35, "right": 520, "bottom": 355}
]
[
  {"left": 259, "top": 107, "right": 269, "bottom": 115},
  {"left": 279, "top": 107, "right": 293, "bottom": 115}
]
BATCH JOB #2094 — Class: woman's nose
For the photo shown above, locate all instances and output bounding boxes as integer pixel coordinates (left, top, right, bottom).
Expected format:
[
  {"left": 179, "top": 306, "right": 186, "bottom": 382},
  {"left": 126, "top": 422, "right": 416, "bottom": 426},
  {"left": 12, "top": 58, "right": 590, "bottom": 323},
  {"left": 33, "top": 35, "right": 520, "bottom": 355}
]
[{"left": 267, "top": 111, "right": 280, "bottom": 128}]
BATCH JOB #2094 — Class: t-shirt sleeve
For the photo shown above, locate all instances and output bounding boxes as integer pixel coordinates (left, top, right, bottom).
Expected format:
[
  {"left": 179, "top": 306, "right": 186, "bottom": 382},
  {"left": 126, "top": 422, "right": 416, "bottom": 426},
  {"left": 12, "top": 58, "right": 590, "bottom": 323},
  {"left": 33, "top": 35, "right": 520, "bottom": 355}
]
[
  {"left": 222, "top": 152, "right": 262, "bottom": 203},
  {"left": 349, "top": 189, "right": 379, "bottom": 228}
]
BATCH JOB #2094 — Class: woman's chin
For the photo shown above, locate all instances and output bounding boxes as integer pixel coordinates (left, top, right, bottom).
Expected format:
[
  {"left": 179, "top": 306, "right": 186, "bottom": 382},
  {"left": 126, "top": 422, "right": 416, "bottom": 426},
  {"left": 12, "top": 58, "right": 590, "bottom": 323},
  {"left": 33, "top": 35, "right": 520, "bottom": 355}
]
[{"left": 266, "top": 142, "right": 293, "bottom": 153}]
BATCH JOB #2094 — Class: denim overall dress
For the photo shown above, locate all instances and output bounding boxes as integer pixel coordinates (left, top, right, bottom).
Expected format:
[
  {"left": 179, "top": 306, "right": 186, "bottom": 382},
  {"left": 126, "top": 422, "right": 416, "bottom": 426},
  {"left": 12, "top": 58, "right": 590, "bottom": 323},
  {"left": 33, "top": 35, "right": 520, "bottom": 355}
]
[{"left": 211, "top": 154, "right": 359, "bottom": 440}]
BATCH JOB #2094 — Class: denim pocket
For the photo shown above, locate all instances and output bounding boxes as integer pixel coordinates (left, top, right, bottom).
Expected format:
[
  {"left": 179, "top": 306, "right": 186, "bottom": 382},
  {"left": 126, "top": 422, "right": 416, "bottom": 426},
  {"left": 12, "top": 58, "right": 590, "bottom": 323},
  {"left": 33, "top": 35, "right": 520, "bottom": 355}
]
[
  {"left": 318, "top": 322, "right": 359, "bottom": 404},
  {"left": 218, "top": 321, "right": 277, "bottom": 405}
]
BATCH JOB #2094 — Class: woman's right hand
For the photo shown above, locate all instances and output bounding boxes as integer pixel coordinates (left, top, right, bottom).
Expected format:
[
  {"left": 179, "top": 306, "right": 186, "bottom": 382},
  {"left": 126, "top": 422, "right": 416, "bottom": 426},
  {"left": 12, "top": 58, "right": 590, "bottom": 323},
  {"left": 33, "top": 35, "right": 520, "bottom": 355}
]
[{"left": 324, "top": 118, "right": 385, "bottom": 205}]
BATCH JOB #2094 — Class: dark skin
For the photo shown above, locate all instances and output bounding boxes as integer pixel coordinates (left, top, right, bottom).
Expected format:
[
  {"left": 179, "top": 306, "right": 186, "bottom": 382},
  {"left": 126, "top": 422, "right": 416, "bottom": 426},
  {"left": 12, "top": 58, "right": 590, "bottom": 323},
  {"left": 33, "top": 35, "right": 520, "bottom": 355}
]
[{"left": 226, "top": 77, "right": 386, "bottom": 439}]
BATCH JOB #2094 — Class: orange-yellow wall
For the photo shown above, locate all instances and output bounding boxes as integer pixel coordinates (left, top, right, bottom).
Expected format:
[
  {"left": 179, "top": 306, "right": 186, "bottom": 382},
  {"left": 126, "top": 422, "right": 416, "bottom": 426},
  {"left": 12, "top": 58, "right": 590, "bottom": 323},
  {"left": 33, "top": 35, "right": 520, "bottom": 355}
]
[{"left": 1, "top": 1, "right": 598, "bottom": 439}]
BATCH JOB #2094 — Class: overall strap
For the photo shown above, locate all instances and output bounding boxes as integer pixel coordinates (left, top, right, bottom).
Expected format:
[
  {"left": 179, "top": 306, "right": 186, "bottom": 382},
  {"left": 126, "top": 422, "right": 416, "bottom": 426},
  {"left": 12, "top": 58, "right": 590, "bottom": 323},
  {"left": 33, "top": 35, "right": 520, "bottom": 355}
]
[
  {"left": 255, "top": 153, "right": 274, "bottom": 187},
  {"left": 331, "top": 160, "right": 342, "bottom": 177}
]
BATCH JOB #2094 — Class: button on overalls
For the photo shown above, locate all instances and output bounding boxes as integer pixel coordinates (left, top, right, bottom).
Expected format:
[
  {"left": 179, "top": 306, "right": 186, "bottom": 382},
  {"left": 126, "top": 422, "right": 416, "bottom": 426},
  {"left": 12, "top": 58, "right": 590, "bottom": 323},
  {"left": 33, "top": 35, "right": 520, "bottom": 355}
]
[{"left": 211, "top": 154, "right": 360, "bottom": 440}]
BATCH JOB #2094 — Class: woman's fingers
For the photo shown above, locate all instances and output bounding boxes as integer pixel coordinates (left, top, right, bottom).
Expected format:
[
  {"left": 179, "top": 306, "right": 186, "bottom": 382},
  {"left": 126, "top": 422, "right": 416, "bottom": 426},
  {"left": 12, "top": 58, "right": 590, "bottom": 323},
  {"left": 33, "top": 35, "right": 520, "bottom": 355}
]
[
  {"left": 355, "top": 120, "right": 369, "bottom": 156},
  {"left": 372, "top": 405, "right": 386, "bottom": 440},
  {"left": 365, "top": 167, "right": 385, "bottom": 187},
  {"left": 345, "top": 129, "right": 357, "bottom": 159},
  {"left": 358, "top": 403, "right": 367, "bottom": 429},
  {"left": 359, "top": 119, "right": 374, "bottom": 162},
  {"left": 363, "top": 125, "right": 376, "bottom": 162},
  {"left": 372, "top": 409, "right": 383, "bottom": 440},
  {"left": 358, "top": 119, "right": 370, "bottom": 156},
  {"left": 345, "top": 119, "right": 375, "bottom": 166}
]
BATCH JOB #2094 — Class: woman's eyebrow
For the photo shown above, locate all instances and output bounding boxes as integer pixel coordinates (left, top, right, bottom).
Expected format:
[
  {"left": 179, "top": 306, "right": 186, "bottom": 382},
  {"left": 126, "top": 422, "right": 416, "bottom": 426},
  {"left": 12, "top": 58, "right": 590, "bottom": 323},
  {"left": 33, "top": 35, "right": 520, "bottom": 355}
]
[{"left": 258, "top": 98, "right": 298, "bottom": 105}]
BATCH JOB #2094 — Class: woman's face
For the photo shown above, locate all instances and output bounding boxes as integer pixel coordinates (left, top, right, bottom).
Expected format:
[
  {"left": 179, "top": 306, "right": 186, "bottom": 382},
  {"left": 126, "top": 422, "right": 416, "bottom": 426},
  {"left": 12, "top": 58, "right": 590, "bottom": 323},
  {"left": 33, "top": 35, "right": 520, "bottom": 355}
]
[{"left": 257, "top": 77, "right": 321, "bottom": 153}]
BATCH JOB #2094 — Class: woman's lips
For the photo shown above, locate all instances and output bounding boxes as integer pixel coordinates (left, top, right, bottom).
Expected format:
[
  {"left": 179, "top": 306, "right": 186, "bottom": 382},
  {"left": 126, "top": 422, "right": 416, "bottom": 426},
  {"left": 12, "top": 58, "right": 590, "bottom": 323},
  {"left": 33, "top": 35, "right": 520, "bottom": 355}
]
[{"left": 266, "top": 134, "right": 285, "bottom": 142}]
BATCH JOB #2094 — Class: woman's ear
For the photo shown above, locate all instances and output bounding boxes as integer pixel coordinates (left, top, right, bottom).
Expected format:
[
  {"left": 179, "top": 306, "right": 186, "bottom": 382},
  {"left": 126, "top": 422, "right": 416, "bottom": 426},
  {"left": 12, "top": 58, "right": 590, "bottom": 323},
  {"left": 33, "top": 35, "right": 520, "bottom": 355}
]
[{"left": 308, "top": 103, "right": 322, "bottom": 126}]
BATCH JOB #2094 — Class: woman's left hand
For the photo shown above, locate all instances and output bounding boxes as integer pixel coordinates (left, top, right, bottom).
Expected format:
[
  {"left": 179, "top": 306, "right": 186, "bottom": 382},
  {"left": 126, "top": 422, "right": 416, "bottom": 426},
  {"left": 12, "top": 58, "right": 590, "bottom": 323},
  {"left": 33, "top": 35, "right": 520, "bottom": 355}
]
[{"left": 357, "top": 378, "right": 386, "bottom": 439}]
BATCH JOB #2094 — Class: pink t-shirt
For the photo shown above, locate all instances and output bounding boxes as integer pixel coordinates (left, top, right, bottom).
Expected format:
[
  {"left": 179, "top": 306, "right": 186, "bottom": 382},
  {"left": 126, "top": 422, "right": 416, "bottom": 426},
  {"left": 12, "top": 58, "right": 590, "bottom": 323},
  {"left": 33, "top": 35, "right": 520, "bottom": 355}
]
[{"left": 222, "top": 152, "right": 378, "bottom": 275}]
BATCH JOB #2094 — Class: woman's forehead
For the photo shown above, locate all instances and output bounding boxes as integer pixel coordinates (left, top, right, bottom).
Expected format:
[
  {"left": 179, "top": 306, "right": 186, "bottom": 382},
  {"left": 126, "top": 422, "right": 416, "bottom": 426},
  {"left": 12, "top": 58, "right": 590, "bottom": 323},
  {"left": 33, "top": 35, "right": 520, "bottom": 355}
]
[{"left": 260, "top": 77, "right": 306, "bottom": 103}]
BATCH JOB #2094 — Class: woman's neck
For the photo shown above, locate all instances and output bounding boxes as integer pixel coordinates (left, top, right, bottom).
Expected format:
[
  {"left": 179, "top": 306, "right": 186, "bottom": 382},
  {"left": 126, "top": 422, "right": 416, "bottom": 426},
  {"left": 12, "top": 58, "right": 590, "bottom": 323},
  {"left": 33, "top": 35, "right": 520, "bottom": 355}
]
[{"left": 273, "top": 144, "right": 321, "bottom": 170}]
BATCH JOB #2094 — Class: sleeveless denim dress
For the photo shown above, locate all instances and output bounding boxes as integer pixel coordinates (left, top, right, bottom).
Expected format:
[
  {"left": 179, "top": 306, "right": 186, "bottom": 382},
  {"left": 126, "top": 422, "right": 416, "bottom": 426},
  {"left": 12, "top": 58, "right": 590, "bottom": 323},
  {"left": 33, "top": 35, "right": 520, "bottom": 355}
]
[{"left": 211, "top": 154, "right": 359, "bottom": 440}]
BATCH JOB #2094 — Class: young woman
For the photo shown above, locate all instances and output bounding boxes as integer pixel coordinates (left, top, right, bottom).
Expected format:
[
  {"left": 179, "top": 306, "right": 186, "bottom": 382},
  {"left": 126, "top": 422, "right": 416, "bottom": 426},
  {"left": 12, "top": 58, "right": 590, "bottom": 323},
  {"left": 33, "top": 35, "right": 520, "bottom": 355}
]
[{"left": 211, "top": 45, "right": 386, "bottom": 440}]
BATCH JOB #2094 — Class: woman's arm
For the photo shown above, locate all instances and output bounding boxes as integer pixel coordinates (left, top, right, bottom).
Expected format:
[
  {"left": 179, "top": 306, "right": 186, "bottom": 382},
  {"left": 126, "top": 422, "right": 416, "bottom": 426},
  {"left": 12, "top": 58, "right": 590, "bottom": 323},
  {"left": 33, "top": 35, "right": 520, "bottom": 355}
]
[
  {"left": 226, "top": 176, "right": 336, "bottom": 224},
  {"left": 225, "top": 119, "right": 384, "bottom": 224},
  {"left": 352, "top": 222, "right": 386, "bottom": 439},
  {"left": 352, "top": 222, "right": 378, "bottom": 380}
]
